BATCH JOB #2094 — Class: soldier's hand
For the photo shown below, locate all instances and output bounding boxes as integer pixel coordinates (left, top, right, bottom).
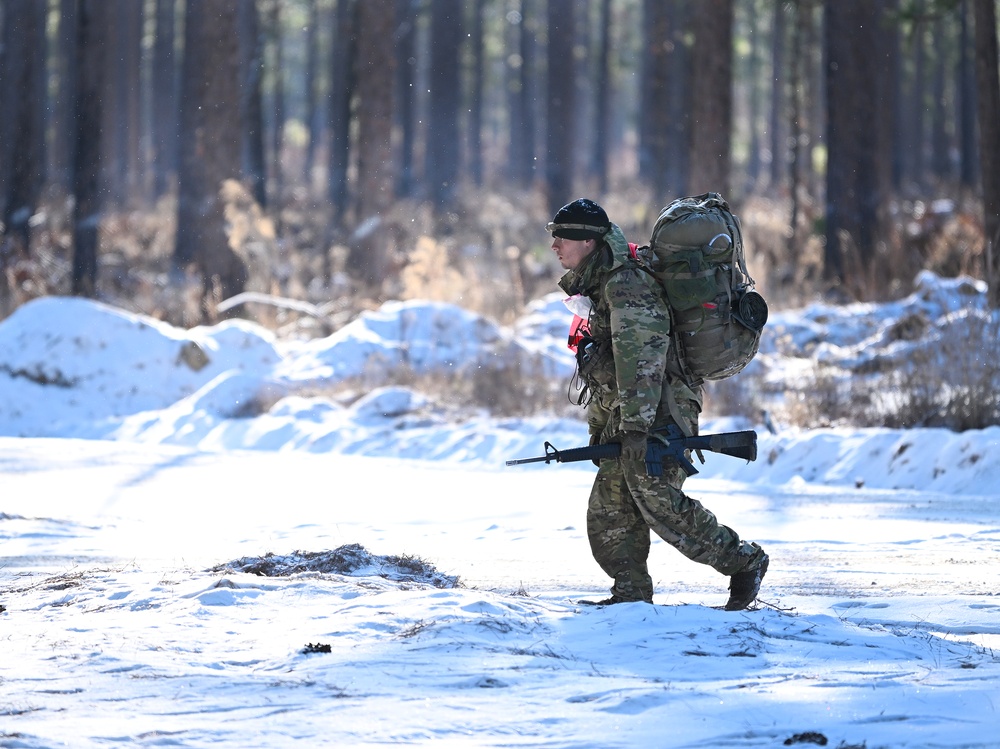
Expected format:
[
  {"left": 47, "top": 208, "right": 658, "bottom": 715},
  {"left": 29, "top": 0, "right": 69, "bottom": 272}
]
[
  {"left": 618, "top": 431, "right": 647, "bottom": 462},
  {"left": 589, "top": 432, "right": 602, "bottom": 467}
]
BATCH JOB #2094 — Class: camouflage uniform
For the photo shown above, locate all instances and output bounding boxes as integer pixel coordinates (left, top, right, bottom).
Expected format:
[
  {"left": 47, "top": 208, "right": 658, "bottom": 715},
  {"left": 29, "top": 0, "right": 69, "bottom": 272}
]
[{"left": 559, "top": 224, "right": 765, "bottom": 603}]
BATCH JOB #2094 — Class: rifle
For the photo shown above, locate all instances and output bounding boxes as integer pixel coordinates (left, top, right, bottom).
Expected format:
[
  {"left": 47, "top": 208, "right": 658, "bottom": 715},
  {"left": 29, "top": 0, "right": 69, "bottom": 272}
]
[{"left": 505, "top": 425, "right": 757, "bottom": 477}]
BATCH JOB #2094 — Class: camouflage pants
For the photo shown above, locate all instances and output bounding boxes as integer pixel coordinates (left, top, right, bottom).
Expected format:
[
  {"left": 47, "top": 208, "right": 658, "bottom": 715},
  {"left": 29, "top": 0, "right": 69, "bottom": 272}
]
[{"left": 586, "top": 441, "right": 765, "bottom": 603}]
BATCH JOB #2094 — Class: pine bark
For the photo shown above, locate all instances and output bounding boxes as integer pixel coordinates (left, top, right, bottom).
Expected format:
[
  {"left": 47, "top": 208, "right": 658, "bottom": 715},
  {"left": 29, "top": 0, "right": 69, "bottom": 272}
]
[
  {"left": 545, "top": 0, "right": 576, "bottom": 211},
  {"left": 469, "top": 0, "right": 485, "bottom": 187},
  {"left": 328, "top": 0, "right": 356, "bottom": 219},
  {"left": 0, "top": 0, "right": 47, "bottom": 255},
  {"left": 823, "top": 0, "right": 882, "bottom": 292},
  {"left": 175, "top": 0, "right": 247, "bottom": 309},
  {"left": 238, "top": 0, "right": 267, "bottom": 207},
  {"left": 395, "top": 0, "right": 418, "bottom": 197},
  {"left": 593, "top": 0, "right": 612, "bottom": 192},
  {"left": 348, "top": 0, "right": 397, "bottom": 289},
  {"left": 71, "top": 0, "right": 111, "bottom": 297},
  {"left": 688, "top": 0, "right": 732, "bottom": 196},
  {"left": 973, "top": 0, "right": 1000, "bottom": 307},
  {"left": 152, "top": 0, "right": 179, "bottom": 198},
  {"left": 427, "top": 0, "right": 462, "bottom": 209}
]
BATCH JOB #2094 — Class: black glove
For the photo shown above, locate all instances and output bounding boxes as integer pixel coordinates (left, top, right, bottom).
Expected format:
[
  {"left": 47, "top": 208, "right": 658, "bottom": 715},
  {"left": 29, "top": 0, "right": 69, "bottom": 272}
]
[{"left": 618, "top": 431, "right": 647, "bottom": 463}]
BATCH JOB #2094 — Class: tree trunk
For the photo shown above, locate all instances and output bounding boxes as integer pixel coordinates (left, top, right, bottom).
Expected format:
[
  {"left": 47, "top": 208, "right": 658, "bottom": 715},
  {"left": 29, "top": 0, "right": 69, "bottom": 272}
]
[
  {"left": 395, "top": 0, "right": 418, "bottom": 197},
  {"left": 958, "top": 0, "right": 979, "bottom": 189},
  {"left": 973, "top": 0, "right": 1000, "bottom": 308},
  {"left": 666, "top": 0, "right": 692, "bottom": 197},
  {"left": 71, "top": 0, "right": 111, "bottom": 298},
  {"left": 507, "top": 1, "right": 534, "bottom": 186},
  {"left": 642, "top": 0, "right": 688, "bottom": 198},
  {"left": 120, "top": 0, "right": 144, "bottom": 203},
  {"left": 909, "top": 4, "right": 927, "bottom": 188},
  {"left": 573, "top": 0, "right": 594, "bottom": 184},
  {"left": 427, "top": 0, "right": 462, "bottom": 209},
  {"left": 886, "top": 0, "right": 905, "bottom": 191},
  {"left": 787, "top": 0, "right": 807, "bottom": 257},
  {"left": 354, "top": 0, "right": 397, "bottom": 220},
  {"left": 642, "top": 0, "right": 671, "bottom": 196},
  {"left": 930, "top": 16, "right": 951, "bottom": 181},
  {"left": 267, "top": 0, "right": 285, "bottom": 211},
  {"left": 769, "top": 0, "right": 788, "bottom": 191},
  {"left": 328, "top": 0, "right": 357, "bottom": 220},
  {"left": 688, "top": 0, "right": 732, "bottom": 195},
  {"left": 743, "top": 0, "right": 763, "bottom": 188},
  {"left": 238, "top": 0, "right": 267, "bottom": 208},
  {"left": 152, "top": 0, "right": 179, "bottom": 198},
  {"left": 873, "top": 0, "right": 899, "bottom": 247},
  {"left": 593, "top": 0, "right": 612, "bottom": 193},
  {"left": 304, "top": 0, "right": 320, "bottom": 187},
  {"left": 823, "top": 0, "right": 882, "bottom": 293},
  {"left": 805, "top": 0, "right": 825, "bottom": 202},
  {"left": 348, "top": 0, "right": 396, "bottom": 290},
  {"left": 546, "top": 0, "right": 576, "bottom": 212},
  {"left": 175, "top": 0, "right": 247, "bottom": 311},
  {"left": 519, "top": 0, "right": 539, "bottom": 186},
  {"left": 51, "top": 0, "right": 78, "bottom": 193},
  {"left": 97, "top": 0, "right": 144, "bottom": 207},
  {"left": 0, "top": 0, "right": 47, "bottom": 256},
  {"left": 468, "top": 0, "right": 484, "bottom": 187}
]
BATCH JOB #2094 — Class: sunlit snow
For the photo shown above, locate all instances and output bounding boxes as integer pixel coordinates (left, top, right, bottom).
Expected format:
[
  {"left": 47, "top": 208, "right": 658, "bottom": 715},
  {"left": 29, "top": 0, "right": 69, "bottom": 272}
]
[{"left": 2, "top": 274, "right": 998, "bottom": 748}]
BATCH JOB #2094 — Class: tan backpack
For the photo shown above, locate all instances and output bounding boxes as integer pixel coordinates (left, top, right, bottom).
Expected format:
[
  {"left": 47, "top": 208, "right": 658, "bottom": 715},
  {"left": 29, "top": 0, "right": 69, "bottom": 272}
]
[{"left": 638, "top": 192, "right": 768, "bottom": 387}]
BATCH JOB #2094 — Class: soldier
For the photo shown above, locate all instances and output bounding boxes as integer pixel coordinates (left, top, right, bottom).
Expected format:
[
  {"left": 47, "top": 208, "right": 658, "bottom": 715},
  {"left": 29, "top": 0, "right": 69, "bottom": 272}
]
[{"left": 549, "top": 198, "right": 768, "bottom": 610}]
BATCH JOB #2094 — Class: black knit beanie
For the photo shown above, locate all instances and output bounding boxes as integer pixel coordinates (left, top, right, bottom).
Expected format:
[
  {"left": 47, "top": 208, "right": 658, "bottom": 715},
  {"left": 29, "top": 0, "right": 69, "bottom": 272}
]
[{"left": 546, "top": 198, "right": 611, "bottom": 240}]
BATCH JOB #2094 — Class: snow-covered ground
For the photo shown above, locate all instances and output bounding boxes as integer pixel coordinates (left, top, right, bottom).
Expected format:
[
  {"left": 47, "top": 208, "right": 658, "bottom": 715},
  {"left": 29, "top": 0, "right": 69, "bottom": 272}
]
[{"left": 1, "top": 273, "right": 999, "bottom": 748}]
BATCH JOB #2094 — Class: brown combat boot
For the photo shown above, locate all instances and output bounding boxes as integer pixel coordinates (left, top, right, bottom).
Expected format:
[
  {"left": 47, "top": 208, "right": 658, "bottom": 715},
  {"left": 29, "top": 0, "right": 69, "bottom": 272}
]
[{"left": 725, "top": 554, "right": 769, "bottom": 611}]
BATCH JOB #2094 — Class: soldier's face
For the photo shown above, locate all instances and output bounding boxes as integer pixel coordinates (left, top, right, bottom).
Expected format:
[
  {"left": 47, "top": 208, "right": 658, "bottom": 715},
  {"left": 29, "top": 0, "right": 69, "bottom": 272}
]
[{"left": 551, "top": 236, "right": 595, "bottom": 271}]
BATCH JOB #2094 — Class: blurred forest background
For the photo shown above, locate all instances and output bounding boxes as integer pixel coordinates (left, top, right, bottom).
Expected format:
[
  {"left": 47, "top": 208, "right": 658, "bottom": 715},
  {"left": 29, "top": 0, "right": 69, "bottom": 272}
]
[{"left": 1, "top": 0, "right": 999, "bottom": 336}]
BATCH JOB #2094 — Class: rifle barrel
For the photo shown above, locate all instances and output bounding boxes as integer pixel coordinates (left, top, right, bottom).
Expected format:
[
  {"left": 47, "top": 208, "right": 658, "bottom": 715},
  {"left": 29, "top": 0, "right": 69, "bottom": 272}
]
[{"left": 504, "top": 455, "right": 549, "bottom": 466}]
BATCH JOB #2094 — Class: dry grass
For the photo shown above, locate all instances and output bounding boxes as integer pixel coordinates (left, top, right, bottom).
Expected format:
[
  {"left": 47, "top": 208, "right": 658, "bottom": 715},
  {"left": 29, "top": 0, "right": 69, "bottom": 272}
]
[
  {"left": 751, "top": 312, "right": 1000, "bottom": 432},
  {"left": 296, "top": 363, "right": 580, "bottom": 420},
  {"left": 2, "top": 184, "right": 994, "bottom": 431}
]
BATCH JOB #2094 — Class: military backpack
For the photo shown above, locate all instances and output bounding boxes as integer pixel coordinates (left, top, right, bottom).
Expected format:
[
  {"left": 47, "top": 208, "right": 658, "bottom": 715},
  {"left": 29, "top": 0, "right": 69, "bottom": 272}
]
[{"left": 636, "top": 192, "right": 768, "bottom": 388}]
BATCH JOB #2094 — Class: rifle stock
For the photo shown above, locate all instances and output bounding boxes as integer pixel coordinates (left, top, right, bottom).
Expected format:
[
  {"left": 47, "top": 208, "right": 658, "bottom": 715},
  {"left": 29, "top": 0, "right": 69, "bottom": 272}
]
[
  {"left": 684, "top": 432, "right": 758, "bottom": 463},
  {"left": 505, "top": 429, "right": 758, "bottom": 477}
]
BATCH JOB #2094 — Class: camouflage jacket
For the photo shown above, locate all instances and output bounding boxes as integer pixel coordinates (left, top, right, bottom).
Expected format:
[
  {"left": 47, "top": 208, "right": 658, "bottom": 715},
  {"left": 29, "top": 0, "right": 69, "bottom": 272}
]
[{"left": 558, "top": 224, "right": 702, "bottom": 438}]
